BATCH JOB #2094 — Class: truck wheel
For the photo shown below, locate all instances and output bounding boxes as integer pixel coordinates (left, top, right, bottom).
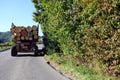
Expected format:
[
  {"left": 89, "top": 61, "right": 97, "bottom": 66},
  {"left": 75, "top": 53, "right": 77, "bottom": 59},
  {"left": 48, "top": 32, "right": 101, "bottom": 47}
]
[
  {"left": 34, "top": 45, "right": 38, "bottom": 56},
  {"left": 42, "top": 47, "right": 47, "bottom": 54},
  {"left": 11, "top": 46, "right": 17, "bottom": 56}
]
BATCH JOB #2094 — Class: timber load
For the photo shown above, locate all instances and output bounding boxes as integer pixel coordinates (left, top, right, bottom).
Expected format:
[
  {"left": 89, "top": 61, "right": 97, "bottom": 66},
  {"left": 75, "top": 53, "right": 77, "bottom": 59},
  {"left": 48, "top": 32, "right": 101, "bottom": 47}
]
[{"left": 11, "top": 23, "right": 39, "bottom": 42}]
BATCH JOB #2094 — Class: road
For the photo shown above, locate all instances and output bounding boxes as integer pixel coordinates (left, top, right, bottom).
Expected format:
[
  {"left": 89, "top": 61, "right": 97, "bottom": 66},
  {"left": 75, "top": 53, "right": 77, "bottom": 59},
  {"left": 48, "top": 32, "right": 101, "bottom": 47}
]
[{"left": 0, "top": 46, "right": 70, "bottom": 80}]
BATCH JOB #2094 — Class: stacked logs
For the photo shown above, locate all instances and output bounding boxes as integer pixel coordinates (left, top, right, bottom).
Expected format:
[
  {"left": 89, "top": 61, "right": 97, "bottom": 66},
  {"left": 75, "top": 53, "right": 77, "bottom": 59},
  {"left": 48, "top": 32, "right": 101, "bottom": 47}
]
[{"left": 11, "top": 25, "right": 38, "bottom": 41}]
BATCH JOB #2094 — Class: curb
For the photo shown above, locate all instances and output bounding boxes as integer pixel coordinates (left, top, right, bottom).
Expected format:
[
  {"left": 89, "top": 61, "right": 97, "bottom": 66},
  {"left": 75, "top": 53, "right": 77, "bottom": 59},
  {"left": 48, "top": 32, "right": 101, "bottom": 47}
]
[
  {"left": 47, "top": 62, "right": 73, "bottom": 80},
  {"left": 44, "top": 57, "right": 74, "bottom": 80}
]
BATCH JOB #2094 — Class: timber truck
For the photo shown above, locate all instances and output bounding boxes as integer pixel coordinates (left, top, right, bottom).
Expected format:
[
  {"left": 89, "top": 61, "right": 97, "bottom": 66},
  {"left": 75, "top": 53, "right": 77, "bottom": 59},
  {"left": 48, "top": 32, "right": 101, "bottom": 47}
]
[{"left": 10, "top": 23, "right": 39, "bottom": 56}]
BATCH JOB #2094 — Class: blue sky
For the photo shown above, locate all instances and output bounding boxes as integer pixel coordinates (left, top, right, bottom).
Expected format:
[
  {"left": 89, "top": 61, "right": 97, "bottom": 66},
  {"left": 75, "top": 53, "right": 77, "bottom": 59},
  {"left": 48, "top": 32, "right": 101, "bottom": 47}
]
[{"left": 0, "top": 0, "right": 43, "bottom": 36}]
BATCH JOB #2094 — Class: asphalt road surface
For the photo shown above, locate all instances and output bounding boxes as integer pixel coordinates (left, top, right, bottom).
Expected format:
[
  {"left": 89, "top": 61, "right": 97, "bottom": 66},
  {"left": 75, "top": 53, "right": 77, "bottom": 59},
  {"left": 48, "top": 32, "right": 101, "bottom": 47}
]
[{"left": 0, "top": 45, "right": 70, "bottom": 80}]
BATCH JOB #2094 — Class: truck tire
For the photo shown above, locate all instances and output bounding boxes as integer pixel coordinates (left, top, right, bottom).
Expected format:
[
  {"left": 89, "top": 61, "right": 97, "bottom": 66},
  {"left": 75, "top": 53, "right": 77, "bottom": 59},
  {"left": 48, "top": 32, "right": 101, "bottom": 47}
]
[
  {"left": 11, "top": 46, "right": 17, "bottom": 56},
  {"left": 42, "top": 47, "right": 47, "bottom": 54},
  {"left": 34, "top": 45, "right": 38, "bottom": 56}
]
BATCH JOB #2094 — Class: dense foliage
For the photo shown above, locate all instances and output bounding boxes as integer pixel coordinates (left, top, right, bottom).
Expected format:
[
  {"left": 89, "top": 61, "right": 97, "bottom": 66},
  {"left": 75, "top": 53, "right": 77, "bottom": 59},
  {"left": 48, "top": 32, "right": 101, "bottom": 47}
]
[{"left": 32, "top": 0, "right": 120, "bottom": 77}]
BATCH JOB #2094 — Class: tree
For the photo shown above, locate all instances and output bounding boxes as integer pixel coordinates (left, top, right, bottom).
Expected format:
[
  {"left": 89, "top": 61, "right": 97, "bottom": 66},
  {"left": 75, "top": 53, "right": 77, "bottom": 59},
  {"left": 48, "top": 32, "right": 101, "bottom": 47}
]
[{"left": 32, "top": 0, "right": 120, "bottom": 77}]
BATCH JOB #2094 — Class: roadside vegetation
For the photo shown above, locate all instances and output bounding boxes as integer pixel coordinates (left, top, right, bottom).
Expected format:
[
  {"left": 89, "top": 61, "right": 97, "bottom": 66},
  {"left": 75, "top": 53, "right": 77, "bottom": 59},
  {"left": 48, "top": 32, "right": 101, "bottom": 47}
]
[
  {"left": 46, "top": 54, "right": 118, "bottom": 80},
  {"left": 32, "top": 0, "right": 120, "bottom": 80},
  {"left": 0, "top": 31, "right": 12, "bottom": 51},
  {"left": 0, "top": 38, "right": 14, "bottom": 51},
  {"left": 0, "top": 44, "right": 11, "bottom": 51}
]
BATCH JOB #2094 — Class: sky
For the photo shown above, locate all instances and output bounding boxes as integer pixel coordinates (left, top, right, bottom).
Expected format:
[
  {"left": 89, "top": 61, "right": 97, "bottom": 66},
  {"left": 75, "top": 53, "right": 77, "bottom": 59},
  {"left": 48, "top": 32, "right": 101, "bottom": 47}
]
[{"left": 0, "top": 0, "right": 43, "bottom": 36}]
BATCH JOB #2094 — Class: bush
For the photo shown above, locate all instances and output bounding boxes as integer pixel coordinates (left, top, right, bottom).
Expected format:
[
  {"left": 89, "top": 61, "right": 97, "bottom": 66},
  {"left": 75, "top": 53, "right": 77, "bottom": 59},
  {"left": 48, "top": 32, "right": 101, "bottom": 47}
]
[{"left": 32, "top": 0, "right": 120, "bottom": 78}]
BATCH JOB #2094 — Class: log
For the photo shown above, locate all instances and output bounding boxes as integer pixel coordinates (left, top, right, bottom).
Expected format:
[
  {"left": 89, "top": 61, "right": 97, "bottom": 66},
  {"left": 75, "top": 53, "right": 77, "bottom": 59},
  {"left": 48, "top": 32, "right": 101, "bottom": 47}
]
[
  {"left": 26, "top": 26, "right": 32, "bottom": 32},
  {"left": 16, "top": 37, "right": 20, "bottom": 40},
  {"left": 11, "top": 28, "right": 15, "bottom": 33},
  {"left": 29, "top": 37, "right": 33, "bottom": 40},
  {"left": 21, "top": 36, "right": 24, "bottom": 40},
  {"left": 33, "top": 30, "right": 38, "bottom": 35},
  {"left": 25, "top": 36, "right": 29, "bottom": 40},
  {"left": 16, "top": 32, "right": 21, "bottom": 37},
  {"left": 28, "top": 32, "right": 33, "bottom": 37},
  {"left": 16, "top": 27, "right": 22, "bottom": 32},
  {"left": 11, "top": 24, "right": 38, "bottom": 42},
  {"left": 34, "top": 35, "right": 38, "bottom": 39},
  {"left": 32, "top": 25, "right": 37, "bottom": 30},
  {"left": 21, "top": 30, "right": 28, "bottom": 37},
  {"left": 13, "top": 27, "right": 19, "bottom": 33}
]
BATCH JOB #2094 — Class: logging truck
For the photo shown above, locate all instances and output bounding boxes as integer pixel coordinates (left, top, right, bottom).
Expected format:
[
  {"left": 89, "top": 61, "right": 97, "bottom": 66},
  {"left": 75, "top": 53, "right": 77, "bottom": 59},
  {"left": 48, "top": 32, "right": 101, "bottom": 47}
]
[{"left": 10, "top": 23, "right": 39, "bottom": 56}]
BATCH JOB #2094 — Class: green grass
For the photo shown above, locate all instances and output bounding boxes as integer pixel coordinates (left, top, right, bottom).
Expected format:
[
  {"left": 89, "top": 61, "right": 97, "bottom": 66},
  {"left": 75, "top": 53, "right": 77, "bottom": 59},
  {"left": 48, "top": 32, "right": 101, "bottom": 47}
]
[
  {"left": 0, "top": 46, "right": 11, "bottom": 51},
  {"left": 61, "top": 61, "right": 118, "bottom": 80},
  {"left": 45, "top": 53, "right": 119, "bottom": 80}
]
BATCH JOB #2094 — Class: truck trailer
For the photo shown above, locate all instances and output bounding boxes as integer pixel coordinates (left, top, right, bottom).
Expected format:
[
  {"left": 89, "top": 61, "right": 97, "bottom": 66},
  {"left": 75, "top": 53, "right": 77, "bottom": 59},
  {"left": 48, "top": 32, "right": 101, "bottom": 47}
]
[{"left": 10, "top": 23, "right": 39, "bottom": 56}]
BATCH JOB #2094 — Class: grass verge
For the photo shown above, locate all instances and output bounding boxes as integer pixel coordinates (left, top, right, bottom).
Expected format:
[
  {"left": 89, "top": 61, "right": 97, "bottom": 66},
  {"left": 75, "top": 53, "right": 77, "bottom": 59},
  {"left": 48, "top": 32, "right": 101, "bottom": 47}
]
[
  {"left": 0, "top": 46, "right": 11, "bottom": 51},
  {"left": 45, "top": 53, "right": 119, "bottom": 80}
]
